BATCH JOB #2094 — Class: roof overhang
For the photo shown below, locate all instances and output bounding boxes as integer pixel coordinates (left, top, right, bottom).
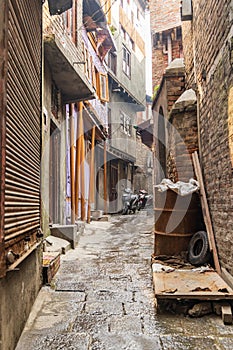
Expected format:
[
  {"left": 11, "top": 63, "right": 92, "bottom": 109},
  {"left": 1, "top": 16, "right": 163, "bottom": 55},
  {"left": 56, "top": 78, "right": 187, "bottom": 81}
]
[
  {"left": 137, "top": 119, "right": 154, "bottom": 149},
  {"left": 107, "top": 144, "right": 136, "bottom": 163},
  {"left": 109, "top": 74, "right": 146, "bottom": 112},
  {"left": 83, "top": 0, "right": 106, "bottom": 28},
  {"left": 44, "top": 33, "right": 95, "bottom": 103},
  {"left": 48, "top": 0, "right": 73, "bottom": 16}
]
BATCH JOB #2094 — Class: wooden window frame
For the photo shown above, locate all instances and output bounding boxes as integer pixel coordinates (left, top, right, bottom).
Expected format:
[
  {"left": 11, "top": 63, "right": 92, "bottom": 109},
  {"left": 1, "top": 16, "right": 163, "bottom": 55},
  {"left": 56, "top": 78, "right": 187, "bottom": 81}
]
[{"left": 97, "top": 72, "right": 109, "bottom": 102}]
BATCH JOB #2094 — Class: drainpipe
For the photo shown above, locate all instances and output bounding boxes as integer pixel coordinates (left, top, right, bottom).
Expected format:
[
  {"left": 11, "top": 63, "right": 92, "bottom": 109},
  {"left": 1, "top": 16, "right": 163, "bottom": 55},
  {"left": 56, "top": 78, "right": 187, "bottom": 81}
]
[
  {"left": 163, "top": 34, "right": 172, "bottom": 64},
  {"left": 167, "top": 34, "right": 172, "bottom": 64}
]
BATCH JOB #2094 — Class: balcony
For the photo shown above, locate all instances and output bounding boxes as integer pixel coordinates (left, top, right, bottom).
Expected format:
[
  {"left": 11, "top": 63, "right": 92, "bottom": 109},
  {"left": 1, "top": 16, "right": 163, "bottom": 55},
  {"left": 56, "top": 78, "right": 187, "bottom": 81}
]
[{"left": 43, "top": 7, "right": 95, "bottom": 103}]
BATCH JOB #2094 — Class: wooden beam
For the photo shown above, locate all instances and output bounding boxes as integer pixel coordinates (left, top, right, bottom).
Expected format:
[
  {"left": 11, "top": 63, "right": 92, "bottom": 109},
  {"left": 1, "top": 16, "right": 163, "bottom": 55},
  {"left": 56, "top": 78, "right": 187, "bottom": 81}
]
[
  {"left": 80, "top": 106, "right": 86, "bottom": 221},
  {"left": 192, "top": 151, "right": 221, "bottom": 274},
  {"left": 69, "top": 104, "right": 75, "bottom": 224},
  {"left": 221, "top": 303, "right": 233, "bottom": 324},
  {"left": 87, "top": 126, "right": 96, "bottom": 223},
  {"left": 104, "top": 141, "right": 107, "bottom": 214}
]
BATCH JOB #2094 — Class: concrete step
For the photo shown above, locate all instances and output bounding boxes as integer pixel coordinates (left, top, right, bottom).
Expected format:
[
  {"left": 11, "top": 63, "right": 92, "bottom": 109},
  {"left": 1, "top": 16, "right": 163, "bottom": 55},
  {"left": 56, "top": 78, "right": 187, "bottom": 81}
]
[{"left": 44, "top": 235, "right": 71, "bottom": 254}]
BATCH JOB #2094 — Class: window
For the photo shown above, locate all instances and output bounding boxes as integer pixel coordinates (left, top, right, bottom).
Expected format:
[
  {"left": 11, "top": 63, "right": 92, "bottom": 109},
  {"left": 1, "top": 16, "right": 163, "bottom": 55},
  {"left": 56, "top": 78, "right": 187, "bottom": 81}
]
[
  {"left": 108, "top": 52, "right": 117, "bottom": 75},
  {"left": 123, "top": 45, "right": 131, "bottom": 77},
  {"left": 97, "top": 73, "right": 109, "bottom": 102},
  {"left": 121, "top": 26, "right": 126, "bottom": 40},
  {"left": 120, "top": 112, "right": 132, "bottom": 136}
]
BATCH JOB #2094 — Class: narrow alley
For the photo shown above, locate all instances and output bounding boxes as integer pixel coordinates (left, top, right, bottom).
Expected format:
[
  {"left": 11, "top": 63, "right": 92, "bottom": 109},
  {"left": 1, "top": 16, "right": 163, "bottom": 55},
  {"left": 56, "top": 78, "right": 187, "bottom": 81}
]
[{"left": 16, "top": 212, "right": 233, "bottom": 350}]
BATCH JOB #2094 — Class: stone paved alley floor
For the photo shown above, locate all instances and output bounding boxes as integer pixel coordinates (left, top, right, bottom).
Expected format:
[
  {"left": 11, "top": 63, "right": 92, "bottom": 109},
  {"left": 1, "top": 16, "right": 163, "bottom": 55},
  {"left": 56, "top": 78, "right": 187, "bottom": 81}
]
[{"left": 16, "top": 212, "right": 233, "bottom": 350}]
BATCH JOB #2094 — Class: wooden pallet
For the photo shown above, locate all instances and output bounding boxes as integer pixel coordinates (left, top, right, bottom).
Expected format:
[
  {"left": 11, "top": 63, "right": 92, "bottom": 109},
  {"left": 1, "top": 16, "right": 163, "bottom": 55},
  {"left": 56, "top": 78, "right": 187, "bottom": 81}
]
[{"left": 153, "top": 268, "right": 233, "bottom": 301}]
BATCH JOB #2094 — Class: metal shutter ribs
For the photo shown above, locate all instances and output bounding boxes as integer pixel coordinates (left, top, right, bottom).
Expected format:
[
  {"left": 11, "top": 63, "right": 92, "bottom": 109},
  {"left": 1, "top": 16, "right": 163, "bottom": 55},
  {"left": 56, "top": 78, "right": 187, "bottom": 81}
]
[{"left": 5, "top": 0, "right": 41, "bottom": 261}]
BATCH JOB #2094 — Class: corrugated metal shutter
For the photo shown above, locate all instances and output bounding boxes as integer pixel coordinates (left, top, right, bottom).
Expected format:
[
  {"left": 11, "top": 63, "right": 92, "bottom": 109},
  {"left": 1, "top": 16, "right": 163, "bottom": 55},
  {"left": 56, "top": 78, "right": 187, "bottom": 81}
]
[{"left": 4, "top": 0, "right": 41, "bottom": 260}]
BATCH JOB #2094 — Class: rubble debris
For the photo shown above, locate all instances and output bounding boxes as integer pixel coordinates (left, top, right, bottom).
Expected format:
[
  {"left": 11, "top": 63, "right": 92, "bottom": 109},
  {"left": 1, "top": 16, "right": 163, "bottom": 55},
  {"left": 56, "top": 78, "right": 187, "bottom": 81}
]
[
  {"left": 191, "top": 287, "right": 212, "bottom": 292},
  {"left": 161, "top": 288, "right": 177, "bottom": 294},
  {"left": 188, "top": 302, "right": 212, "bottom": 317},
  {"left": 152, "top": 263, "right": 175, "bottom": 273}
]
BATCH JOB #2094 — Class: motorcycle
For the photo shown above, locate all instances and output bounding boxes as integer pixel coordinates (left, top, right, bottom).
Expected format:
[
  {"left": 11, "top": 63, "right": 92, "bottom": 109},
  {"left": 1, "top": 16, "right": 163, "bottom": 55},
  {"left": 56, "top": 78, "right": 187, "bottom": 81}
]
[
  {"left": 122, "top": 188, "right": 138, "bottom": 215},
  {"left": 137, "top": 189, "right": 153, "bottom": 210}
]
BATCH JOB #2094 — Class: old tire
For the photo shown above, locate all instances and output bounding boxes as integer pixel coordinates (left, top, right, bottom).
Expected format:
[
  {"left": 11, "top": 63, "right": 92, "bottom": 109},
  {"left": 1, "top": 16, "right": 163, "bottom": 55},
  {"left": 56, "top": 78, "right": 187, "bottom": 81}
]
[{"left": 188, "top": 231, "right": 210, "bottom": 266}]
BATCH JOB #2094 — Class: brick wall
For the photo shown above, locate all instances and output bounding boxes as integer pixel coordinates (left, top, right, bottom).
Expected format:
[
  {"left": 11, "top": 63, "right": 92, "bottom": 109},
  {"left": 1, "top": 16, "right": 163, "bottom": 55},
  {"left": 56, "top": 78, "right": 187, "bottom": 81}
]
[
  {"left": 182, "top": 0, "right": 233, "bottom": 274},
  {"left": 168, "top": 107, "right": 198, "bottom": 182},
  {"left": 182, "top": 21, "right": 195, "bottom": 88},
  {"left": 152, "top": 67, "right": 185, "bottom": 183},
  {"left": 150, "top": 0, "right": 181, "bottom": 33},
  {"left": 150, "top": 0, "right": 183, "bottom": 89},
  {"left": 166, "top": 74, "right": 185, "bottom": 114},
  {"left": 152, "top": 48, "right": 168, "bottom": 88}
]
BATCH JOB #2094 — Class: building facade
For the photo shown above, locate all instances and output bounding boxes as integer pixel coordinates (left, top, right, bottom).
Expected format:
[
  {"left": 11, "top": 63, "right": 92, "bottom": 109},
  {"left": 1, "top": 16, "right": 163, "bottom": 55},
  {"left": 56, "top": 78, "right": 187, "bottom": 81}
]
[
  {"left": 105, "top": 0, "right": 148, "bottom": 212},
  {"left": 42, "top": 0, "right": 114, "bottom": 229}
]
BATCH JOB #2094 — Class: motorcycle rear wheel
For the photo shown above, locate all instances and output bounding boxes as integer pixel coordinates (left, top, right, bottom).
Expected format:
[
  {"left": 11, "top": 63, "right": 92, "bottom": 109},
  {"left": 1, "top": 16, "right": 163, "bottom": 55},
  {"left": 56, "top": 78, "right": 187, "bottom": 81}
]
[{"left": 122, "top": 205, "right": 128, "bottom": 215}]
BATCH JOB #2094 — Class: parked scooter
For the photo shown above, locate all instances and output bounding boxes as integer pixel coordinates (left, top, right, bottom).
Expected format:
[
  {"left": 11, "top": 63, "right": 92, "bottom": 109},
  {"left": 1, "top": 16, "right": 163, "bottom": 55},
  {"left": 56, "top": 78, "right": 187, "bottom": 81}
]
[
  {"left": 137, "top": 189, "right": 153, "bottom": 210},
  {"left": 122, "top": 188, "right": 138, "bottom": 215}
]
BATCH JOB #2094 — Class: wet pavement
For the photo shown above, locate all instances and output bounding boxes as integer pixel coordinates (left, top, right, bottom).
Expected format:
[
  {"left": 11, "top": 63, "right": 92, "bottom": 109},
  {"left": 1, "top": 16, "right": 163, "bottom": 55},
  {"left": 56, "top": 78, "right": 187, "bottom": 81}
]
[{"left": 16, "top": 212, "right": 233, "bottom": 349}]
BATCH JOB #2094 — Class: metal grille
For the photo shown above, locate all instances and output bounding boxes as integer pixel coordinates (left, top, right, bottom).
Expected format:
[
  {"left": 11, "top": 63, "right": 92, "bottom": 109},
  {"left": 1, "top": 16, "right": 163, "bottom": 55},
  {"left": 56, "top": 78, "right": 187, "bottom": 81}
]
[{"left": 4, "top": 0, "right": 41, "bottom": 257}]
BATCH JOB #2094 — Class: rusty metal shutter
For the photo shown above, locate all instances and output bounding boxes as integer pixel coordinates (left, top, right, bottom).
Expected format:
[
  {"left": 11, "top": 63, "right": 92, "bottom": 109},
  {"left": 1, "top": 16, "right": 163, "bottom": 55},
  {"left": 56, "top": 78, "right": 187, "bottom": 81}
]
[{"left": 4, "top": 0, "right": 42, "bottom": 261}]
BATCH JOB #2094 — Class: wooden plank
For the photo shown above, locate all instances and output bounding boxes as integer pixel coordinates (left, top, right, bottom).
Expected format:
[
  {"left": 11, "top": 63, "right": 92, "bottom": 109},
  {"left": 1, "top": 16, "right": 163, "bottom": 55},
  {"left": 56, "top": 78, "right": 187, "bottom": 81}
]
[
  {"left": 192, "top": 151, "right": 221, "bottom": 274},
  {"left": 87, "top": 126, "right": 96, "bottom": 223},
  {"left": 221, "top": 303, "right": 232, "bottom": 324},
  {"left": 153, "top": 269, "right": 233, "bottom": 301},
  {"left": 156, "top": 293, "right": 233, "bottom": 301},
  {"left": 80, "top": 105, "right": 86, "bottom": 221}
]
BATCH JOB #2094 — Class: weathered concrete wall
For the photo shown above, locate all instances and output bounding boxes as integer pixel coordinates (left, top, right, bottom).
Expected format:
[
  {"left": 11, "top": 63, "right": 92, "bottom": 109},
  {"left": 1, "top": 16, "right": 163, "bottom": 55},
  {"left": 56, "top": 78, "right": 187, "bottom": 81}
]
[
  {"left": 0, "top": 249, "right": 42, "bottom": 350},
  {"left": 41, "top": 59, "right": 67, "bottom": 236},
  {"left": 108, "top": 90, "right": 137, "bottom": 160},
  {"left": 182, "top": 0, "right": 233, "bottom": 274},
  {"left": 134, "top": 137, "right": 153, "bottom": 193},
  {"left": 113, "top": 33, "right": 146, "bottom": 106}
]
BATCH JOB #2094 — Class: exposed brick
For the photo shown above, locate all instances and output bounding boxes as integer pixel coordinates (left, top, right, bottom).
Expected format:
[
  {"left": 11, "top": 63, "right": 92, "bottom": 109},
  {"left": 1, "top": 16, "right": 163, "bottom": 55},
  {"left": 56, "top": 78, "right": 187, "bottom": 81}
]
[{"left": 182, "top": 0, "right": 233, "bottom": 274}]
